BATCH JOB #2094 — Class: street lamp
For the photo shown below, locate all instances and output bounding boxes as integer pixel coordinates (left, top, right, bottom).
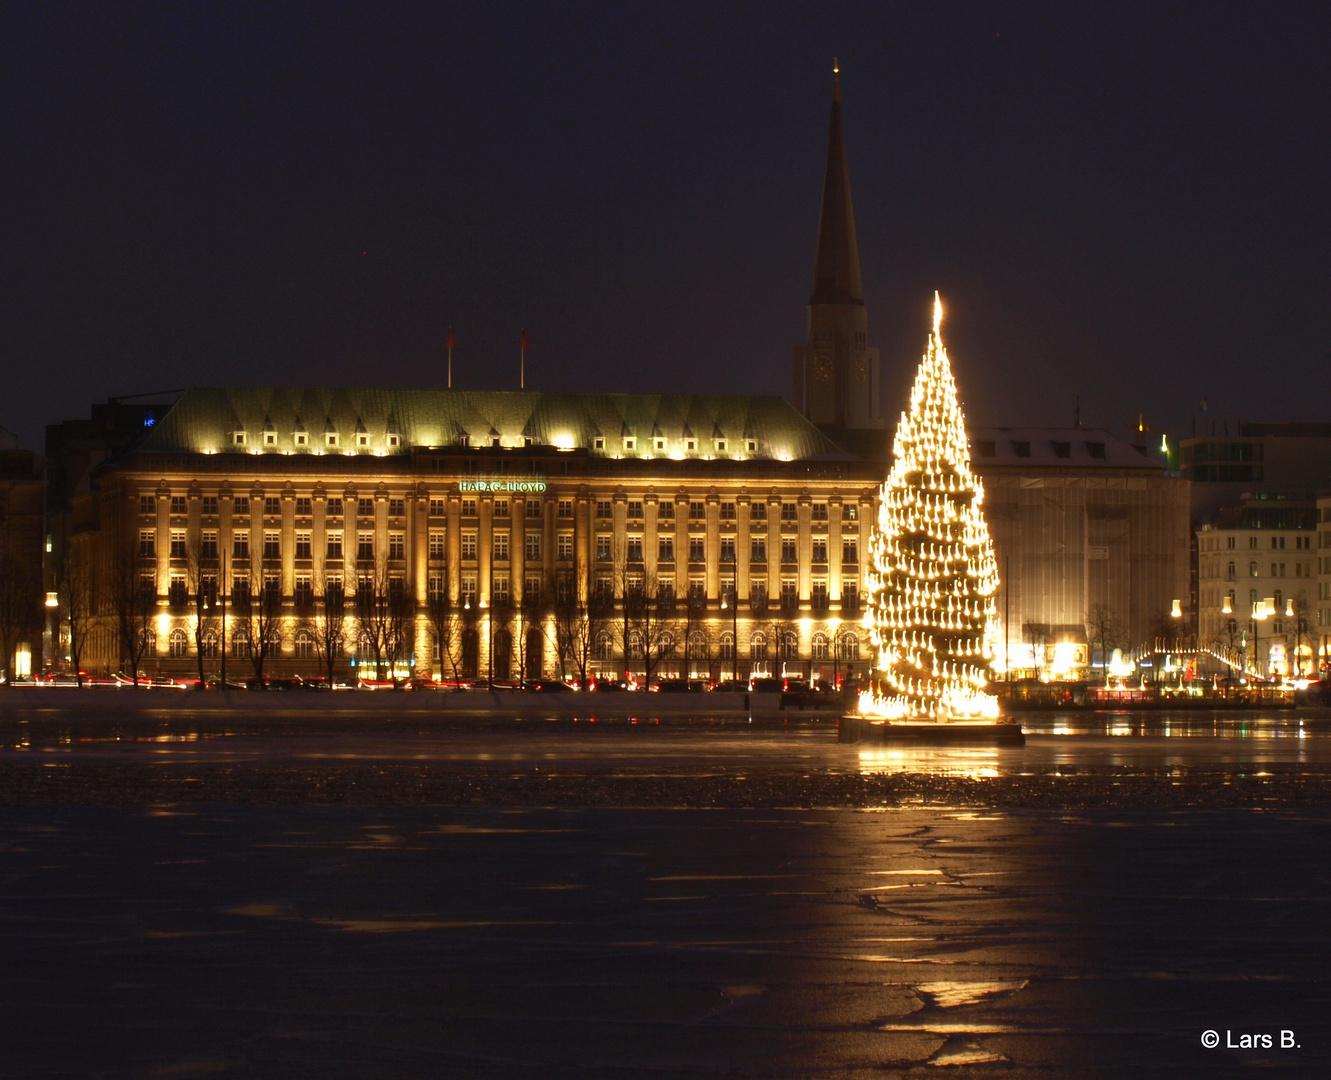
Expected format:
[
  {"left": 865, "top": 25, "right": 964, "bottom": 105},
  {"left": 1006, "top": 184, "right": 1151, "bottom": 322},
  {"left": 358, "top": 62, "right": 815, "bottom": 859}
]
[{"left": 1252, "top": 597, "right": 1272, "bottom": 681}]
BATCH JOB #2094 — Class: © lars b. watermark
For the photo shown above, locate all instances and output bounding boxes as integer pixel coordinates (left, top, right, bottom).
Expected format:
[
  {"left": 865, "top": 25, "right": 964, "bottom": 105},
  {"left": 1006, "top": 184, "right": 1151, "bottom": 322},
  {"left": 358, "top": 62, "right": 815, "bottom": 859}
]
[{"left": 1201, "top": 1030, "right": 1300, "bottom": 1050}]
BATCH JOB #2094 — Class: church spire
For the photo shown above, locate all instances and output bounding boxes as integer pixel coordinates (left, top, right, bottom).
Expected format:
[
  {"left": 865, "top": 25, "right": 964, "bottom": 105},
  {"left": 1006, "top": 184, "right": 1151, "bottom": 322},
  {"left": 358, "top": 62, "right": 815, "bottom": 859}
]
[{"left": 810, "top": 60, "right": 863, "bottom": 307}]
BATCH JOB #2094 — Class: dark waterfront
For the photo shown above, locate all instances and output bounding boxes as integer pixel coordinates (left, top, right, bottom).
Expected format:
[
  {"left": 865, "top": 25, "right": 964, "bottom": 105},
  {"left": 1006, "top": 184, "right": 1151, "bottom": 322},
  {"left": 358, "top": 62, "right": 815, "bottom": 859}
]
[{"left": 2, "top": 709, "right": 1329, "bottom": 1076}]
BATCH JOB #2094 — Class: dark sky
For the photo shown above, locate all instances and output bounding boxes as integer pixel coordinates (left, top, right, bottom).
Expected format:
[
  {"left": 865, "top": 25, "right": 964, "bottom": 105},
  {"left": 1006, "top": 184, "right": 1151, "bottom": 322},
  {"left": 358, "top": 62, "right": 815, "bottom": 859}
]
[{"left": 3, "top": 1, "right": 1328, "bottom": 453}]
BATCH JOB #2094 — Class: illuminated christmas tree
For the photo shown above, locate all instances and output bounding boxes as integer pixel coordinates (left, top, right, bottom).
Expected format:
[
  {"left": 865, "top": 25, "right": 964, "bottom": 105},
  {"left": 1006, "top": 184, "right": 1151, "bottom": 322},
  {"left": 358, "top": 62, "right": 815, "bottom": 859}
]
[{"left": 860, "top": 294, "right": 1000, "bottom": 721}]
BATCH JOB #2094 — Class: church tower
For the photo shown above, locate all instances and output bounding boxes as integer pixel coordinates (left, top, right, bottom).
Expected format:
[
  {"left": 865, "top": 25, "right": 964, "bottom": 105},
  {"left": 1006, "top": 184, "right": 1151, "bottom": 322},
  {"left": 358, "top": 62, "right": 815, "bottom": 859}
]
[{"left": 793, "top": 67, "right": 883, "bottom": 429}]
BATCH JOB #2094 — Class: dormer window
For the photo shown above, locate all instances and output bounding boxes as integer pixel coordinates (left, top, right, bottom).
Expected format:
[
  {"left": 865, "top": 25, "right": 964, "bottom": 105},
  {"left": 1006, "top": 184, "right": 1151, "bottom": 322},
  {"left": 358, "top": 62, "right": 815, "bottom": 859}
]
[
  {"left": 686, "top": 439, "right": 696, "bottom": 451},
  {"left": 1051, "top": 441, "right": 1071, "bottom": 458},
  {"left": 746, "top": 440, "right": 757, "bottom": 452},
  {"left": 295, "top": 433, "right": 307, "bottom": 446},
  {"left": 233, "top": 432, "right": 246, "bottom": 446},
  {"left": 1012, "top": 441, "right": 1031, "bottom": 457},
  {"left": 265, "top": 432, "right": 276, "bottom": 445},
  {"left": 655, "top": 438, "right": 666, "bottom": 451},
  {"left": 715, "top": 439, "right": 727, "bottom": 453},
  {"left": 1086, "top": 442, "right": 1106, "bottom": 459},
  {"left": 593, "top": 437, "right": 605, "bottom": 450},
  {"left": 624, "top": 437, "right": 636, "bottom": 451},
  {"left": 358, "top": 434, "right": 369, "bottom": 447},
  {"left": 326, "top": 433, "right": 339, "bottom": 447},
  {"left": 524, "top": 436, "right": 533, "bottom": 447},
  {"left": 491, "top": 436, "right": 501, "bottom": 447},
  {"left": 388, "top": 434, "right": 399, "bottom": 448}
]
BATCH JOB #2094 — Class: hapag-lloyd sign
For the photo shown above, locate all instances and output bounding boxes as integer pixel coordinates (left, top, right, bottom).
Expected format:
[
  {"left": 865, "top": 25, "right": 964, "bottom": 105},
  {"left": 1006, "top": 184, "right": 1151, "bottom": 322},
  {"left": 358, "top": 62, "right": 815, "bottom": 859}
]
[{"left": 458, "top": 478, "right": 547, "bottom": 493}]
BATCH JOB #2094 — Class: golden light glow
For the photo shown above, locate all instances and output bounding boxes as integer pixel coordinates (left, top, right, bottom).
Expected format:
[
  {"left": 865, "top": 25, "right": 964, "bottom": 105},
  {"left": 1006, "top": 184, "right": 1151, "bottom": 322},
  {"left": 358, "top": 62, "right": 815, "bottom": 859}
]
[{"left": 858, "top": 292, "right": 1000, "bottom": 723}]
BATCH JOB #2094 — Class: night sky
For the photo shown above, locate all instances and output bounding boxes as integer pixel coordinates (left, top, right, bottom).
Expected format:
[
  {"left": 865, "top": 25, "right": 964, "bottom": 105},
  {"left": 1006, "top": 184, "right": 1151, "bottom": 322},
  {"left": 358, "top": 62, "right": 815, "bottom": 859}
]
[{"left": 4, "top": 2, "right": 1328, "bottom": 454}]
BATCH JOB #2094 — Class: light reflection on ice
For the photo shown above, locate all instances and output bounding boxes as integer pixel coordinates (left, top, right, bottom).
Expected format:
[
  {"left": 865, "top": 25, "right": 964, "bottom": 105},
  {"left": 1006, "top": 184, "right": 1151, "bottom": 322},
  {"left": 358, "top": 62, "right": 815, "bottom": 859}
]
[{"left": 858, "top": 748, "right": 1000, "bottom": 778}]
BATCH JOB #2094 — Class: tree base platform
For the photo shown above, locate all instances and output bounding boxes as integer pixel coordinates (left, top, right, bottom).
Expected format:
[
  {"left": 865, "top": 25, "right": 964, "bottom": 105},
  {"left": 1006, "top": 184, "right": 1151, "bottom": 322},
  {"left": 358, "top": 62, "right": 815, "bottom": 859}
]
[{"left": 839, "top": 714, "right": 1026, "bottom": 746}]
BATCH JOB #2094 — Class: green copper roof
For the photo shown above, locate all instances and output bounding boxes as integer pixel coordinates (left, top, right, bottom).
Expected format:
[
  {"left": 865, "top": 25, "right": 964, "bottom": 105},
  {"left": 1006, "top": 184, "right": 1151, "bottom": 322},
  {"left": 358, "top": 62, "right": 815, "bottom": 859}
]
[{"left": 136, "top": 389, "right": 849, "bottom": 462}]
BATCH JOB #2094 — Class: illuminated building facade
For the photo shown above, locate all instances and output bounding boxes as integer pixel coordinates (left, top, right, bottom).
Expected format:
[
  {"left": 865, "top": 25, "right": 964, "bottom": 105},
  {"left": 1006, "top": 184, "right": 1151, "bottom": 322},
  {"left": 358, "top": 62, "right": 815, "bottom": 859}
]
[
  {"left": 59, "top": 390, "right": 882, "bottom": 683},
  {"left": 1197, "top": 496, "right": 1319, "bottom": 678}
]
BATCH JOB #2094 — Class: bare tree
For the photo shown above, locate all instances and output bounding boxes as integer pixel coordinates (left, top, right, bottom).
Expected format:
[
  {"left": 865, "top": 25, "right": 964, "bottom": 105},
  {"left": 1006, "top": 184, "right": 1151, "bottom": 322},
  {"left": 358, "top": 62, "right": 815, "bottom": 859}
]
[
  {"left": 551, "top": 567, "right": 609, "bottom": 688},
  {"left": 512, "top": 578, "right": 549, "bottom": 683},
  {"left": 312, "top": 569, "right": 346, "bottom": 686},
  {"left": 108, "top": 547, "right": 155, "bottom": 685},
  {"left": 238, "top": 564, "right": 282, "bottom": 685},
  {"left": 354, "top": 562, "right": 393, "bottom": 680},
  {"left": 383, "top": 576, "right": 414, "bottom": 683},
  {"left": 424, "top": 578, "right": 464, "bottom": 684},
  {"left": 1022, "top": 621, "right": 1049, "bottom": 680},
  {"left": 185, "top": 538, "right": 220, "bottom": 689},
  {"left": 1085, "top": 604, "right": 1120, "bottom": 686},
  {"left": 58, "top": 547, "right": 94, "bottom": 687}
]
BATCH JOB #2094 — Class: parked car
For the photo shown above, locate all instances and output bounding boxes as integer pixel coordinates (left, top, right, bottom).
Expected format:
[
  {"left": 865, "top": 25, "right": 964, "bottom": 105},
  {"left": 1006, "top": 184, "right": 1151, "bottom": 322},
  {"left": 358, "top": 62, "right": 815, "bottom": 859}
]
[
  {"left": 525, "top": 679, "right": 571, "bottom": 692},
  {"left": 749, "top": 677, "right": 782, "bottom": 693},
  {"left": 652, "top": 679, "right": 689, "bottom": 693}
]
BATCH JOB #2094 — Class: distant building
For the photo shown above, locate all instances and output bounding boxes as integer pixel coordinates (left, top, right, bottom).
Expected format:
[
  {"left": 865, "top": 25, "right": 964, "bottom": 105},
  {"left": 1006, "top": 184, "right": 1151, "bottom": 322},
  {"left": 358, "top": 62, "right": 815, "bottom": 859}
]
[
  {"left": 0, "top": 427, "right": 46, "bottom": 679},
  {"left": 1317, "top": 495, "right": 1331, "bottom": 673},
  {"left": 1182, "top": 423, "right": 1331, "bottom": 523},
  {"left": 1197, "top": 496, "right": 1319, "bottom": 678}
]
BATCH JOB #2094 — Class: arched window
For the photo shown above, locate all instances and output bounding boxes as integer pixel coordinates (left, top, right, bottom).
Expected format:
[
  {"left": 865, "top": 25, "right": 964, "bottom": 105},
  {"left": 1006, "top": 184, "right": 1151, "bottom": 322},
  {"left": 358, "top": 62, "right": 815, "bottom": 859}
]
[
  {"left": 750, "top": 631, "right": 767, "bottom": 661},
  {"left": 1249, "top": 589, "right": 1258, "bottom": 608},
  {"left": 168, "top": 628, "right": 189, "bottom": 658},
  {"left": 839, "top": 631, "right": 860, "bottom": 661},
  {"left": 1250, "top": 561, "right": 1259, "bottom": 578},
  {"left": 138, "top": 628, "right": 156, "bottom": 656},
  {"left": 628, "top": 630, "right": 643, "bottom": 655},
  {"left": 593, "top": 632, "right": 614, "bottom": 661},
  {"left": 294, "top": 629, "right": 314, "bottom": 659},
  {"left": 687, "top": 630, "right": 707, "bottom": 658},
  {"left": 811, "top": 632, "right": 829, "bottom": 661},
  {"left": 199, "top": 628, "right": 219, "bottom": 658},
  {"left": 1227, "top": 560, "right": 1235, "bottom": 580},
  {"left": 719, "top": 631, "right": 734, "bottom": 659},
  {"left": 231, "top": 627, "right": 250, "bottom": 658},
  {"left": 778, "top": 630, "right": 798, "bottom": 660},
  {"left": 657, "top": 630, "right": 674, "bottom": 656}
]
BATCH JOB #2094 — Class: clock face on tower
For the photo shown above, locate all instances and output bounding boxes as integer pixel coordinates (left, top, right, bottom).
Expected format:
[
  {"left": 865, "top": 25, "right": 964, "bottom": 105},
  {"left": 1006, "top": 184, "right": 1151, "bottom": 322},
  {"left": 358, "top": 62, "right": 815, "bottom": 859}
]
[{"left": 813, "top": 354, "right": 834, "bottom": 382}]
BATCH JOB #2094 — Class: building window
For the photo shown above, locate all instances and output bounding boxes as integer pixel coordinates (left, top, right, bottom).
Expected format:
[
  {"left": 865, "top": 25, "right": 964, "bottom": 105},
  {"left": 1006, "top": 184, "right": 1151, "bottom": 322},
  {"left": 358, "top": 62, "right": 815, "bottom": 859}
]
[
  {"left": 626, "top": 537, "right": 643, "bottom": 563},
  {"left": 526, "top": 532, "right": 542, "bottom": 561},
  {"left": 295, "top": 532, "right": 311, "bottom": 559},
  {"left": 462, "top": 532, "right": 477, "bottom": 559},
  {"left": 659, "top": 537, "right": 674, "bottom": 562},
  {"left": 169, "top": 576, "right": 188, "bottom": 606},
  {"left": 780, "top": 581, "right": 798, "bottom": 612},
  {"left": 688, "top": 579, "right": 706, "bottom": 606},
  {"left": 750, "top": 631, "right": 767, "bottom": 662},
  {"left": 357, "top": 533, "right": 374, "bottom": 560},
  {"left": 388, "top": 498, "right": 405, "bottom": 516},
  {"left": 169, "top": 628, "right": 189, "bottom": 657},
  {"left": 492, "top": 575, "right": 510, "bottom": 606},
  {"left": 811, "top": 503, "right": 829, "bottom": 521},
  {"left": 429, "top": 498, "right": 446, "bottom": 517},
  {"left": 688, "top": 537, "right": 705, "bottom": 563},
  {"left": 842, "top": 540, "right": 858, "bottom": 564},
  {"left": 295, "top": 432, "right": 308, "bottom": 446},
  {"left": 264, "top": 432, "right": 276, "bottom": 445},
  {"left": 781, "top": 502, "right": 798, "bottom": 522},
  {"left": 326, "top": 532, "right": 343, "bottom": 559},
  {"left": 325, "top": 497, "right": 342, "bottom": 517},
  {"left": 657, "top": 579, "right": 675, "bottom": 608},
  {"left": 595, "top": 500, "right": 612, "bottom": 519},
  {"left": 170, "top": 496, "right": 187, "bottom": 515},
  {"left": 596, "top": 536, "right": 612, "bottom": 562},
  {"left": 234, "top": 432, "right": 247, "bottom": 446},
  {"left": 1227, "top": 560, "right": 1235, "bottom": 580},
  {"left": 750, "top": 581, "right": 768, "bottom": 614},
  {"left": 428, "top": 574, "right": 445, "bottom": 602},
  {"left": 201, "top": 496, "right": 218, "bottom": 515},
  {"left": 720, "top": 502, "right": 736, "bottom": 521},
  {"left": 593, "top": 437, "right": 605, "bottom": 451},
  {"left": 812, "top": 539, "right": 827, "bottom": 564},
  {"left": 294, "top": 629, "right": 314, "bottom": 658},
  {"left": 232, "top": 496, "right": 249, "bottom": 517},
  {"left": 1250, "top": 561, "right": 1258, "bottom": 577},
  {"left": 811, "top": 632, "right": 829, "bottom": 661},
  {"left": 655, "top": 438, "right": 666, "bottom": 451},
  {"left": 263, "top": 532, "right": 280, "bottom": 559},
  {"left": 558, "top": 533, "right": 574, "bottom": 561},
  {"left": 746, "top": 440, "right": 757, "bottom": 453},
  {"left": 140, "top": 495, "right": 156, "bottom": 514},
  {"left": 233, "top": 532, "right": 249, "bottom": 558},
  {"left": 526, "top": 499, "right": 542, "bottom": 519},
  {"left": 461, "top": 575, "right": 478, "bottom": 605},
  {"left": 689, "top": 501, "right": 705, "bottom": 521},
  {"left": 839, "top": 631, "right": 860, "bottom": 661},
  {"left": 844, "top": 504, "right": 858, "bottom": 522},
  {"left": 750, "top": 503, "right": 767, "bottom": 521},
  {"left": 294, "top": 577, "right": 313, "bottom": 607},
  {"left": 139, "top": 531, "right": 155, "bottom": 557},
  {"left": 494, "top": 500, "right": 510, "bottom": 519},
  {"left": 658, "top": 502, "right": 674, "bottom": 521},
  {"left": 627, "top": 501, "right": 643, "bottom": 520},
  {"left": 429, "top": 530, "right": 446, "bottom": 559},
  {"left": 201, "top": 531, "right": 218, "bottom": 559},
  {"left": 777, "top": 630, "right": 798, "bottom": 661},
  {"left": 493, "top": 532, "right": 509, "bottom": 560},
  {"left": 357, "top": 498, "right": 374, "bottom": 518},
  {"left": 781, "top": 538, "right": 798, "bottom": 564},
  {"left": 170, "top": 531, "right": 187, "bottom": 558},
  {"left": 811, "top": 581, "right": 829, "bottom": 611},
  {"left": 462, "top": 499, "right": 477, "bottom": 517},
  {"left": 686, "top": 439, "right": 696, "bottom": 451},
  {"left": 720, "top": 538, "right": 735, "bottom": 563},
  {"left": 842, "top": 583, "right": 859, "bottom": 614},
  {"left": 388, "top": 533, "right": 405, "bottom": 559},
  {"left": 557, "top": 500, "right": 573, "bottom": 519},
  {"left": 264, "top": 497, "right": 281, "bottom": 516}
]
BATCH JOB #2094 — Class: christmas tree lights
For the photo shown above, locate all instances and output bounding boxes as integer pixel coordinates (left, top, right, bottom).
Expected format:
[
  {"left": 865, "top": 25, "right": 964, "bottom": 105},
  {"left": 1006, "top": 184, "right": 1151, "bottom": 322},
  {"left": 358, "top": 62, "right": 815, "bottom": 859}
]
[{"left": 859, "top": 294, "right": 1000, "bottom": 722}]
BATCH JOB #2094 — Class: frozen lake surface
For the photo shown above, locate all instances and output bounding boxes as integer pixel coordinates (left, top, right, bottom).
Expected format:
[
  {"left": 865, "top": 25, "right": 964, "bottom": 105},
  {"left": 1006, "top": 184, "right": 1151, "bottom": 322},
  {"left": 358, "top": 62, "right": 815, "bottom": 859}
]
[{"left": 2, "top": 709, "right": 1329, "bottom": 1076}]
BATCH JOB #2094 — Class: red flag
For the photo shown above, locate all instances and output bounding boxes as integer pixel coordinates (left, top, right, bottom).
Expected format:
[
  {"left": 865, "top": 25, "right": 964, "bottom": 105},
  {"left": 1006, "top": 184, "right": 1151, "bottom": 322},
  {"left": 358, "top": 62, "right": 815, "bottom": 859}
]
[{"left": 520, "top": 329, "right": 529, "bottom": 351}]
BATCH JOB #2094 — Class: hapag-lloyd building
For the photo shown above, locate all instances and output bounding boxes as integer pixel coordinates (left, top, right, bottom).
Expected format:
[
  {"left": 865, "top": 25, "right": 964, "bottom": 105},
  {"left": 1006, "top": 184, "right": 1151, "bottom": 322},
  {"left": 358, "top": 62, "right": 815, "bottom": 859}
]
[{"left": 72, "top": 388, "right": 881, "bottom": 682}]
